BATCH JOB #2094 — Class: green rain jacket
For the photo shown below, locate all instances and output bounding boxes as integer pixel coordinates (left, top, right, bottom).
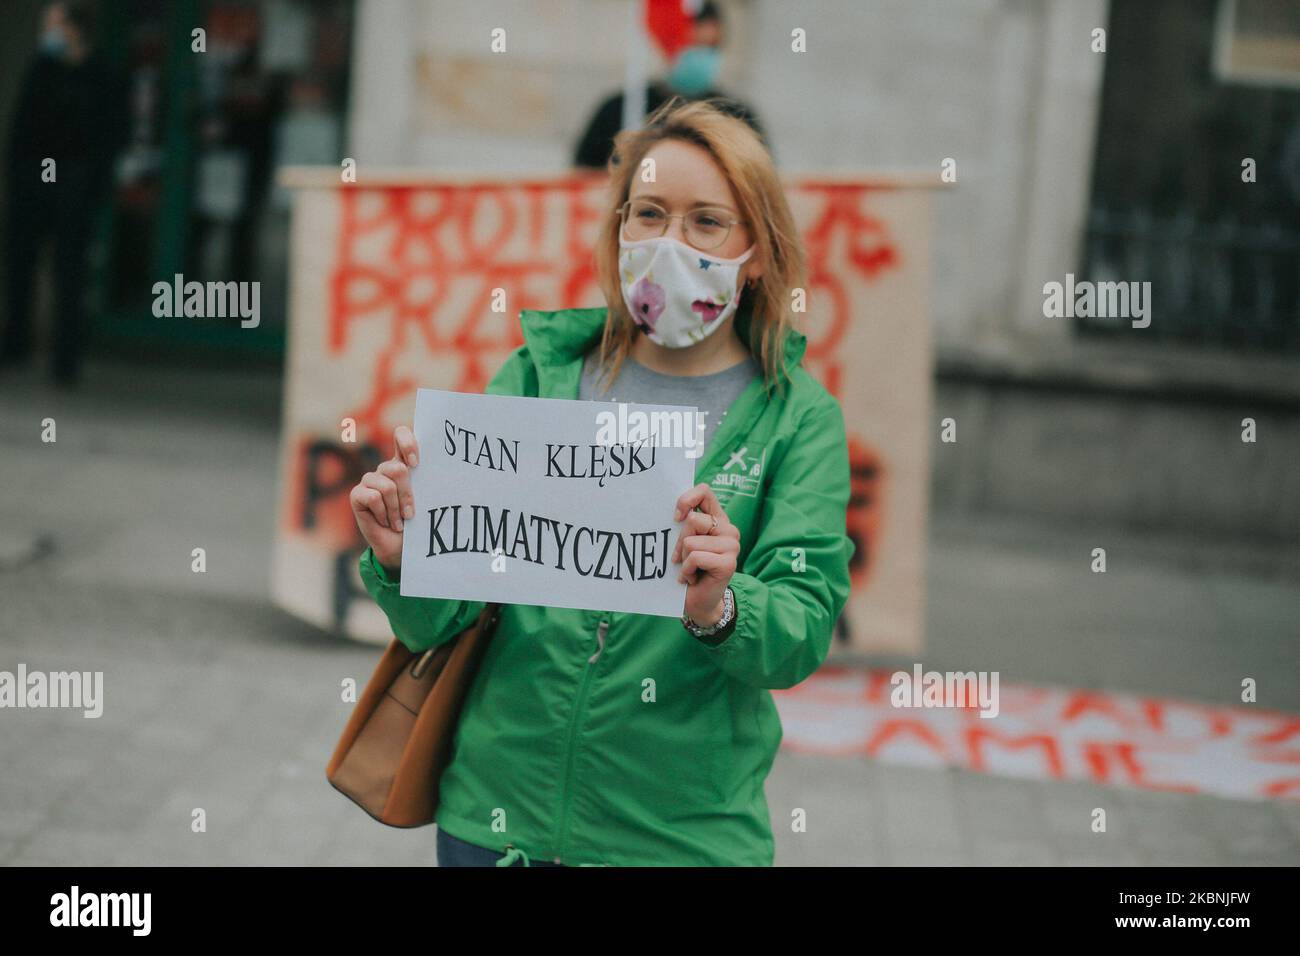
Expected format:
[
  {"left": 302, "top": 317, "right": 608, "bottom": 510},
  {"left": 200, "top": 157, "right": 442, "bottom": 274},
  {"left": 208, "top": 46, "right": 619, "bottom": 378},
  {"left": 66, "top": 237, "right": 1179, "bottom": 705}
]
[{"left": 359, "top": 305, "right": 854, "bottom": 866}]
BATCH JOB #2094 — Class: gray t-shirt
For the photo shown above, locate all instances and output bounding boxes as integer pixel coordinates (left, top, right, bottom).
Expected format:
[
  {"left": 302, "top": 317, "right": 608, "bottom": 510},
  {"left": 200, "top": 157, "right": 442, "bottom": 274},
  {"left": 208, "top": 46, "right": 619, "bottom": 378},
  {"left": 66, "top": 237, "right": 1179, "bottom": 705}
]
[{"left": 578, "top": 351, "right": 761, "bottom": 461}]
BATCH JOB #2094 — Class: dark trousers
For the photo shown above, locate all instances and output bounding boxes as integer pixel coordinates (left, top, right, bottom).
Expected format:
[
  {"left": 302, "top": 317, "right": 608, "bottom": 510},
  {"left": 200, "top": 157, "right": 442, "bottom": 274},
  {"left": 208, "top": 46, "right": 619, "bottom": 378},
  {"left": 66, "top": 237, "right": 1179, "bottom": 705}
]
[
  {"left": 435, "top": 828, "right": 565, "bottom": 867},
  {"left": 3, "top": 159, "right": 102, "bottom": 377}
]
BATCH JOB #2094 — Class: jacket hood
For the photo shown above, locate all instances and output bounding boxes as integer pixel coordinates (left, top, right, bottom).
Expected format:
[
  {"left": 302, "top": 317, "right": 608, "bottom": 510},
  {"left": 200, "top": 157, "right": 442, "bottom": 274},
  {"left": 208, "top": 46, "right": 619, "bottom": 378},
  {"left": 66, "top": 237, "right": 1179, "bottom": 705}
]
[{"left": 519, "top": 294, "right": 809, "bottom": 375}]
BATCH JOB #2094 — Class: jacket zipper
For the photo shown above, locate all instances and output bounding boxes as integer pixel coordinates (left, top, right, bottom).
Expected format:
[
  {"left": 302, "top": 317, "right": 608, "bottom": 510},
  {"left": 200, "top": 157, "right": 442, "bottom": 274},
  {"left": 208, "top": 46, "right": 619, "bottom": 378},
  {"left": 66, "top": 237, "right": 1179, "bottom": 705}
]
[
  {"left": 587, "top": 618, "right": 607, "bottom": 664},
  {"left": 554, "top": 616, "right": 608, "bottom": 862}
]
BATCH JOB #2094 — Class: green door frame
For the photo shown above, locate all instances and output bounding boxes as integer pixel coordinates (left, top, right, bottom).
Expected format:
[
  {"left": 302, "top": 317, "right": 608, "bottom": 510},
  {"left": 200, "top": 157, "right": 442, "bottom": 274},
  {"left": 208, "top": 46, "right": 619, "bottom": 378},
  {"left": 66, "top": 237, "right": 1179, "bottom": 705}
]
[{"left": 92, "top": 0, "right": 285, "bottom": 358}]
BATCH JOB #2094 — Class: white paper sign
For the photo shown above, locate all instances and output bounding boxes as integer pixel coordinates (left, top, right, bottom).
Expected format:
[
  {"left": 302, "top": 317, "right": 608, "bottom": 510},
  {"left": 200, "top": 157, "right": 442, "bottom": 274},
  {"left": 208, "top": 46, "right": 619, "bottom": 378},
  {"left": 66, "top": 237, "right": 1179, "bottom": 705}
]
[{"left": 399, "top": 388, "right": 698, "bottom": 616}]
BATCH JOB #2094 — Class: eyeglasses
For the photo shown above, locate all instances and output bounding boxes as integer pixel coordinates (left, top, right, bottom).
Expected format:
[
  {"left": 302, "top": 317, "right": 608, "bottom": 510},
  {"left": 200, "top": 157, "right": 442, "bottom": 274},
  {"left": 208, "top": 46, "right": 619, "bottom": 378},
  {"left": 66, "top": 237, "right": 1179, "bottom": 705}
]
[{"left": 617, "top": 199, "right": 745, "bottom": 252}]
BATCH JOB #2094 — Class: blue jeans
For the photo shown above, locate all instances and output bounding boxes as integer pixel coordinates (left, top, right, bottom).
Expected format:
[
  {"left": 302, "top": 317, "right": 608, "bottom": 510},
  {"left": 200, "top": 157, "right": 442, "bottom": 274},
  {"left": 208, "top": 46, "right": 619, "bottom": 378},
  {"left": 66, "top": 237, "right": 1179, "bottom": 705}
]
[{"left": 436, "top": 828, "right": 565, "bottom": 867}]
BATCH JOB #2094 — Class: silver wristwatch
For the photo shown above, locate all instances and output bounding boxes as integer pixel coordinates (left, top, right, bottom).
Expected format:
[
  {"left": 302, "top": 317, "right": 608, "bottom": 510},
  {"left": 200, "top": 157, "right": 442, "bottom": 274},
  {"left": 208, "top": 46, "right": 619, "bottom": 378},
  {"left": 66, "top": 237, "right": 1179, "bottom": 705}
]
[{"left": 682, "top": 586, "right": 736, "bottom": 638}]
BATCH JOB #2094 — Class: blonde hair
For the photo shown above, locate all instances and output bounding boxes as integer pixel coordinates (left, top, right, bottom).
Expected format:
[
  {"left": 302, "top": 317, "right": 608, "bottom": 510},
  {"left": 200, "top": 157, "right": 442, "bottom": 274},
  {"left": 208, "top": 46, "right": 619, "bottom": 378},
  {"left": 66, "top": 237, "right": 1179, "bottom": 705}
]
[{"left": 592, "top": 97, "right": 806, "bottom": 396}]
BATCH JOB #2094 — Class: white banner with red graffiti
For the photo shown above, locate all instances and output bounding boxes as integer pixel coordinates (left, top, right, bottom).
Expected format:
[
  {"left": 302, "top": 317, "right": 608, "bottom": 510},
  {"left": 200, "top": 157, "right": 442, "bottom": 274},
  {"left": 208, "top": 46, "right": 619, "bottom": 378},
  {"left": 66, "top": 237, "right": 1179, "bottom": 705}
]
[
  {"left": 775, "top": 667, "right": 1300, "bottom": 802},
  {"left": 272, "top": 170, "right": 938, "bottom": 652}
]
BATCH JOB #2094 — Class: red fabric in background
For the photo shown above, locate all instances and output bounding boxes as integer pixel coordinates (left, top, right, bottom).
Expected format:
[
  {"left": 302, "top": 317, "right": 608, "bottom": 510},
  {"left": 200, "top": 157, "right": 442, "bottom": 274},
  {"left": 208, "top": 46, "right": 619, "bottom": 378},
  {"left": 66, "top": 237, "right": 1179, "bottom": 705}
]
[{"left": 645, "top": 0, "right": 696, "bottom": 60}]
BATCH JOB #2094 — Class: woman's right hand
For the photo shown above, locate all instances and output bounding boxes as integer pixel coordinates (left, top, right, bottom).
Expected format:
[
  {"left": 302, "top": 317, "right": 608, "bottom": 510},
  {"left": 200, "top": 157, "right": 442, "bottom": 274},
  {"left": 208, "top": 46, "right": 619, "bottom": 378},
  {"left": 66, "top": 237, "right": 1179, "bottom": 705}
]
[{"left": 350, "top": 425, "right": 420, "bottom": 576}]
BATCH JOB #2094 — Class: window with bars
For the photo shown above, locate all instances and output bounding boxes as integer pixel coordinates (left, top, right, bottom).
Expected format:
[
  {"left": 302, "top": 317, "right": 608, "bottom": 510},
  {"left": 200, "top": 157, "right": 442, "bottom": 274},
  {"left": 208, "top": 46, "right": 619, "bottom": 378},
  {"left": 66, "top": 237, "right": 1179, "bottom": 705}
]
[{"left": 1079, "top": 0, "right": 1300, "bottom": 353}]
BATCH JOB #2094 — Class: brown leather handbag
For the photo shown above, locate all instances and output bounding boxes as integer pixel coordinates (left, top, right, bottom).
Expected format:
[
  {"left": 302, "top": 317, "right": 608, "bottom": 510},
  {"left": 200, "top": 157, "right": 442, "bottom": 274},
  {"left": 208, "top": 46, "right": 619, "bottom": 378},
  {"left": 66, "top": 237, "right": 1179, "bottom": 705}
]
[{"left": 326, "top": 603, "right": 502, "bottom": 828}]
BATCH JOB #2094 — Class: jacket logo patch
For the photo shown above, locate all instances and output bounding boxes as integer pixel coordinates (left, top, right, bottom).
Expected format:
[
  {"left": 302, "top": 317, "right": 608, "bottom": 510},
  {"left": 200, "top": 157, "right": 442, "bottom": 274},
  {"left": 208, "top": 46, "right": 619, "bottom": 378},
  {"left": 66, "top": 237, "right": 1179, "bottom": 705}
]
[{"left": 712, "top": 445, "right": 766, "bottom": 498}]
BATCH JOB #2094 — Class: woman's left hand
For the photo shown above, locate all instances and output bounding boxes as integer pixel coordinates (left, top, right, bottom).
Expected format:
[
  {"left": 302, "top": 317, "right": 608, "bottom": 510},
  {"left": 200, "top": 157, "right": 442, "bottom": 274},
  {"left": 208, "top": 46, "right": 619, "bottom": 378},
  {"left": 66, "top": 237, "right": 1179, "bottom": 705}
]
[{"left": 673, "top": 482, "right": 741, "bottom": 625}]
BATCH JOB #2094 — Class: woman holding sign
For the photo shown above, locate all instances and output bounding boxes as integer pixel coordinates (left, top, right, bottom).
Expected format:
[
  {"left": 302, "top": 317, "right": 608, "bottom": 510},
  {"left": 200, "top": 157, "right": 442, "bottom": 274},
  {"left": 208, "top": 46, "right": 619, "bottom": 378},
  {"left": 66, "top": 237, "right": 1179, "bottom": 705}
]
[{"left": 349, "top": 99, "right": 853, "bottom": 867}]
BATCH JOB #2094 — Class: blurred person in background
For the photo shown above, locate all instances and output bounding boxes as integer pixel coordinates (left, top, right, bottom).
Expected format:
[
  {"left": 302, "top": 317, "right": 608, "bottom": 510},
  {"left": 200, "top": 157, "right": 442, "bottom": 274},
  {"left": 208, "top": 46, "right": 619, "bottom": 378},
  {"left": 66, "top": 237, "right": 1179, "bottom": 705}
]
[
  {"left": 3, "top": 0, "right": 126, "bottom": 386},
  {"left": 574, "top": 0, "right": 765, "bottom": 169}
]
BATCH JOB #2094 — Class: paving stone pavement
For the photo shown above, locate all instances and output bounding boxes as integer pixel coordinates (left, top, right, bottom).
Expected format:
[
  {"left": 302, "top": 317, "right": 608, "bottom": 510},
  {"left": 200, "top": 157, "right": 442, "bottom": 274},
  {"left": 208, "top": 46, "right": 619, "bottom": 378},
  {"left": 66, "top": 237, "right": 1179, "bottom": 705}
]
[{"left": 1, "top": 360, "right": 1297, "bottom": 866}]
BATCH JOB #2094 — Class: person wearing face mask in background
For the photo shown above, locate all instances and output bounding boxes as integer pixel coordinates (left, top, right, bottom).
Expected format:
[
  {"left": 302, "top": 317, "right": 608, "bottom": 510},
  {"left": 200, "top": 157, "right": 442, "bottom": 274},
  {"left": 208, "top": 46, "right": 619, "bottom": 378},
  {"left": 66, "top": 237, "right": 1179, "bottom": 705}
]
[
  {"left": 2, "top": 0, "right": 127, "bottom": 386},
  {"left": 573, "top": 0, "right": 766, "bottom": 170},
  {"left": 349, "top": 99, "right": 852, "bottom": 867}
]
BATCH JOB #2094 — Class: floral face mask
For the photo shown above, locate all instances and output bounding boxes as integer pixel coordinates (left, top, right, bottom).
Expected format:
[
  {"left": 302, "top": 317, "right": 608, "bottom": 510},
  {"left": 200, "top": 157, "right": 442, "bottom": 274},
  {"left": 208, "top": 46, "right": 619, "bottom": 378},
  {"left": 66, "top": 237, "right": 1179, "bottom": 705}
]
[{"left": 618, "top": 234, "right": 756, "bottom": 349}]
